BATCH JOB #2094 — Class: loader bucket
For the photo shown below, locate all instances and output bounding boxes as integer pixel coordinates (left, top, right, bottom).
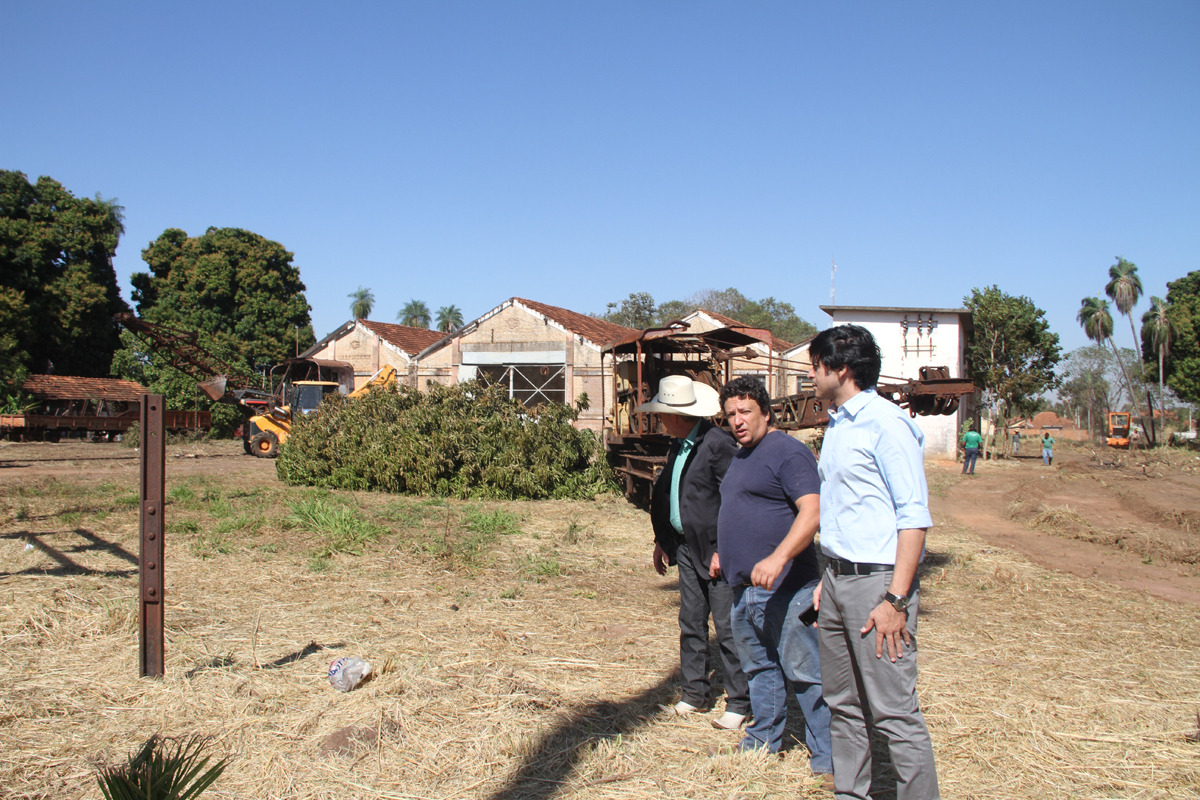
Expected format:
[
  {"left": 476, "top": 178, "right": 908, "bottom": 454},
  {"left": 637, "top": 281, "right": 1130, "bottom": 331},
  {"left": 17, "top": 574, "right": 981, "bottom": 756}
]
[{"left": 198, "top": 376, "right": 228, "bottom": 401}]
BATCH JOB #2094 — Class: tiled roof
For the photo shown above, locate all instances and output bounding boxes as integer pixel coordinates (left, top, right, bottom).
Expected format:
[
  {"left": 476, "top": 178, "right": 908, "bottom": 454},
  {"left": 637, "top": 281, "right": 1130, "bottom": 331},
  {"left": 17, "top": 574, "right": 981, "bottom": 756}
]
[
  {"left": 358, "top": 320, "right": 446, "bottom": 355},
  {"left": 22, "top": 375, "right": 148, "bottom": 402},
  {"left": 697, "top": 309, "right": 795, "bottom": 352},
  {"left": 514, "top": 298, "right": 640, "bottom": 346}
]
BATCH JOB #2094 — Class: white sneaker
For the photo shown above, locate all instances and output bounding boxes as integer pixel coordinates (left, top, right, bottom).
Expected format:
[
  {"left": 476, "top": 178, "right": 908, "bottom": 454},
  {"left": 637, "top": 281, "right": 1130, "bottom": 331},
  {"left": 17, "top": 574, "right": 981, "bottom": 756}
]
[
  {"left": 672, "top": 700, "right": 701, "bottom": 715},
  {"left": 711, "top": 711, "right": 747, "bottom": 730}
]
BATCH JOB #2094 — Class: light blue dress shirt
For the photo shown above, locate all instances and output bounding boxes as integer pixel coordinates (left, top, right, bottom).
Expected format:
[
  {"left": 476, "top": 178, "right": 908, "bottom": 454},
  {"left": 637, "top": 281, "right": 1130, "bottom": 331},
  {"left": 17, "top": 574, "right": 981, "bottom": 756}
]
[
  {"left": 817, "top": 388, "right": 933, "bottom": 564},
  {"left": 669, "top": 420, "right": 701, "bottom": 534}
]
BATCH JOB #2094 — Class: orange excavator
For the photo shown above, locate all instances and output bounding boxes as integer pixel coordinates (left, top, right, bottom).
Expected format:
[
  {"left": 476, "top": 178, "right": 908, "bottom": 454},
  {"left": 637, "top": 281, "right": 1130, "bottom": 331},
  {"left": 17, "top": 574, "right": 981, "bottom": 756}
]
[{"left": 1106, "top": 411, "right": 1131, "bottom": 449}]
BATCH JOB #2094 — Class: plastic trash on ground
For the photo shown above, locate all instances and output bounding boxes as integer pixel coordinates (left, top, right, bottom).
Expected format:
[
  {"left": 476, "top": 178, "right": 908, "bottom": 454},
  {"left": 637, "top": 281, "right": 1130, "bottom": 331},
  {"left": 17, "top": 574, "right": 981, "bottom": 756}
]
[{"left": 328, "top": 656, "right": 372, "bottom": 692}]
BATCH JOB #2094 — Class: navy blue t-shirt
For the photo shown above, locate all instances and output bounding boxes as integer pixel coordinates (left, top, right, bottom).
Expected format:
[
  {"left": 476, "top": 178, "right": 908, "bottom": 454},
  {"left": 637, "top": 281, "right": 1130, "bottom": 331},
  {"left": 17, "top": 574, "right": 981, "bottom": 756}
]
[{"left": 717, "top": 430, "right": 821, "bottom": 591}]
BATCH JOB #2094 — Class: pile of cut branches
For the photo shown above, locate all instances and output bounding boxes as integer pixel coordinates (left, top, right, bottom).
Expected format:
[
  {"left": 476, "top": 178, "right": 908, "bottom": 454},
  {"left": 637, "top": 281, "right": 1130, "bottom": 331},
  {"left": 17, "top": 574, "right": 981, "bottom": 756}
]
[{"left": 276, "top": 382, "right": 616, "bottom": 500}]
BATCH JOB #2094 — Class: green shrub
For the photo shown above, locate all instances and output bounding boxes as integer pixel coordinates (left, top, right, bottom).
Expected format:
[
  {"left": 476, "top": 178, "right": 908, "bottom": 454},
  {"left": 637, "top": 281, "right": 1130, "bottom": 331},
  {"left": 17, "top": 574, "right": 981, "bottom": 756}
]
[{"left": 276, "top": 382, "right": 617, "bottom": 500}]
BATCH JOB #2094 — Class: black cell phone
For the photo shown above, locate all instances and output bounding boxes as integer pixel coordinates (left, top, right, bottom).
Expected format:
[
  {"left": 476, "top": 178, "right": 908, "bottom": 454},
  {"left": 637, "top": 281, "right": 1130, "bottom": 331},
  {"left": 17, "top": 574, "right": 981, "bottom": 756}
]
[{"left": 799, "top": 605, "right": 819, "bottom": 627}]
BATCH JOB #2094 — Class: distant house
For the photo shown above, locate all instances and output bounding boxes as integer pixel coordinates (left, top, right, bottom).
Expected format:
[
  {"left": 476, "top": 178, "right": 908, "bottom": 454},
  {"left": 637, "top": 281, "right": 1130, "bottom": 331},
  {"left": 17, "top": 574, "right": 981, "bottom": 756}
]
[
  {"left": 414, "top": 298, "right": 638, "bottom": 432},
  {"left": 302, "top": 319, "right": 446, "bottom": 391},
  {"left": 818, "top": 305, "right": 976, "bottom": 457}
]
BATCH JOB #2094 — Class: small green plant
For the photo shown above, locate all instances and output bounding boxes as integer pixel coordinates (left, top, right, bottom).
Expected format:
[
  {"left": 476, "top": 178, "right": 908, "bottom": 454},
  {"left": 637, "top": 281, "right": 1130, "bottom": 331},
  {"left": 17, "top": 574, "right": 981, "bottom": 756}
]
[
  {"left": 97, "top": 734, "right": 228, "bottom": 800},
  {"left": 287, "top": 496, "right": 385, "bottom": 560},
  {"left": 466, "top": 507, "right": 522, "bottom": 536},
  {"left": 521, "top": 551, "right": 562, "bottom": 579},
  {"left": 561, "top": 519, "right": 591, "bottom": 544},
  {"left": 499, "top": 586, "right": 523, "bottom": 599},
  {"left": 168, "top": 485, "right": 198, "bottom": 507},
  {"left": 115, "top": 492, "right": 140, "bottom": 509},
  {"left": 191, "top": 530, "right": 233, "bottom": 559}
]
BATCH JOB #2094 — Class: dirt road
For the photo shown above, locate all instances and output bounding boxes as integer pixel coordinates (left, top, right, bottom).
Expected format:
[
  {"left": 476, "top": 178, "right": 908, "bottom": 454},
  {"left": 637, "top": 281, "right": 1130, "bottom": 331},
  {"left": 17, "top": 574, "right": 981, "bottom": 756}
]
[{"left": 931, "top": 445, "right": 1200, "bottom": 605}]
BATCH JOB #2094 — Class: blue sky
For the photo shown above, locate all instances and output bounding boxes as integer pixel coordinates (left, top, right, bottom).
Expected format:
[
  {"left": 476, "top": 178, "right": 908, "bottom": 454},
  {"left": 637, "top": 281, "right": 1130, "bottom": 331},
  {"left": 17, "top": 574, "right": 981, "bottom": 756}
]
[{"left": 4, "top": 1, "right": 1197, "bottom": 355}]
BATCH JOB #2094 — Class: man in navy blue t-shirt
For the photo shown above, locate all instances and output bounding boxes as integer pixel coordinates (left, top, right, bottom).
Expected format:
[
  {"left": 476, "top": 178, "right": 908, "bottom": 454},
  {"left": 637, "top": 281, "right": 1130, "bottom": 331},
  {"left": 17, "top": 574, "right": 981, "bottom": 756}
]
[{"left": 716, "top": 376, "right": 832, "bottom": 783}]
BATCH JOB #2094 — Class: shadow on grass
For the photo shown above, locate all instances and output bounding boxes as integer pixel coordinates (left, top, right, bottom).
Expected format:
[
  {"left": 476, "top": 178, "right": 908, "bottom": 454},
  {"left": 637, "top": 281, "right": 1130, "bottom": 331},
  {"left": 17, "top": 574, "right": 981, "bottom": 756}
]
[
  {"left": 484, "top": 669, "right": 680, "bottom": 800},
  {"left": 0, "top": 529, "right": 138, "bottom": 578}
]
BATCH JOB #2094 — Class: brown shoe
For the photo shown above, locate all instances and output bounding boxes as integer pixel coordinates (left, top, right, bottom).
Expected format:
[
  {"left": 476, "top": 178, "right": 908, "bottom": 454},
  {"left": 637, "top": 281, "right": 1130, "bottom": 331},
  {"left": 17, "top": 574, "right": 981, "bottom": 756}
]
[{"left": 814, "top": 772, "right": 834, "bottom": 791}]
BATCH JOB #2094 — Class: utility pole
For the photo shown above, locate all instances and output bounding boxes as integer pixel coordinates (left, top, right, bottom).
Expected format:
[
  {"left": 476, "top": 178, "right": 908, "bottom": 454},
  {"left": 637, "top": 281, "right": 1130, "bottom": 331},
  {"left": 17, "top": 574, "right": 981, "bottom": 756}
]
[{"left": 830, "top": 258, "right": 837, "bottom": 304}]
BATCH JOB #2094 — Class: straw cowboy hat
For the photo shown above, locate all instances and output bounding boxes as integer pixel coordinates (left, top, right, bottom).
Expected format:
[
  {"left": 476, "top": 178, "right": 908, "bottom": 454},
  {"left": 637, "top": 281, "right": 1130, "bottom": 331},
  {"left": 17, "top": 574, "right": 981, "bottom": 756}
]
[{"left": 634, "top": 375, "right": 721, "bottom": 418}]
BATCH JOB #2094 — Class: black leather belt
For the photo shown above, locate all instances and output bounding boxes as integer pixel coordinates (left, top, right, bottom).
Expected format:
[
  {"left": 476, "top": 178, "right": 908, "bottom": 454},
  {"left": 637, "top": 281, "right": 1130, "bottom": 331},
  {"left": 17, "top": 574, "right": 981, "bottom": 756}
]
[{"left": 827, "top": 559, "right": 893, "bottom": 576}]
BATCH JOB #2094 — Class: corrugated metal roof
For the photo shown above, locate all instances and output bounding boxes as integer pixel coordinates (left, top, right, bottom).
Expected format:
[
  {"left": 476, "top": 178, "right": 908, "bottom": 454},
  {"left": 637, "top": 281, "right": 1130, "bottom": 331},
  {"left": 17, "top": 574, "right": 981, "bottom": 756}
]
[
  {"left": 514, "top": 298, "right": 638, "bottom": 346},
  {"left": 358, "top": 320, "right": 446, "bottom": 355},
  {"left": 23, "top": 375, "right": 149, "bottom": 402}
]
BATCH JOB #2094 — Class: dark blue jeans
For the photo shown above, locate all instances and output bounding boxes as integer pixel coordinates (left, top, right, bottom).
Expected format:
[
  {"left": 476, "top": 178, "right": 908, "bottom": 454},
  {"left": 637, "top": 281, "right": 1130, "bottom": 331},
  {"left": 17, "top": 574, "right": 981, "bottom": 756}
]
[
  {"left": 730, "top": 581, "right": 832, "bottom": 772},
  {"left": 962, "top": 447, "right": 980, "bottom": 474}
]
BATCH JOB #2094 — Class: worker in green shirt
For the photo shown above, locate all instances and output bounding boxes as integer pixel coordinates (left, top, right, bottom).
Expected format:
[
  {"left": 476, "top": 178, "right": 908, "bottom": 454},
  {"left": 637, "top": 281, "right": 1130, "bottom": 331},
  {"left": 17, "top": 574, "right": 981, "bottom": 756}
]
[
  {"left": 961, "top": 424, "right": 983, "bottom": 474},
  {"left": 1042, "top": 433, "right": 1055, "bottom": 466}
]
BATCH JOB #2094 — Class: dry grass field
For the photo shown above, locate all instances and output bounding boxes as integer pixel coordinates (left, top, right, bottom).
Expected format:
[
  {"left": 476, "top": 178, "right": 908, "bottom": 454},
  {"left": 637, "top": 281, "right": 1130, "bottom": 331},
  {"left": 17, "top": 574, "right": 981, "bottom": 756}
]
[{"left": 2, "top": 439, "right": 1199, "bottom": 799}]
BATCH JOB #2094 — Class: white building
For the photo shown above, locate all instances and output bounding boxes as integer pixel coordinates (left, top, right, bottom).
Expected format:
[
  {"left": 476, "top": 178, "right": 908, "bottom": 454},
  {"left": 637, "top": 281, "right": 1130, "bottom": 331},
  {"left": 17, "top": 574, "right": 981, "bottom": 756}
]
[{"left": 819, "top": 305, "right": 975, "bottom": 457}]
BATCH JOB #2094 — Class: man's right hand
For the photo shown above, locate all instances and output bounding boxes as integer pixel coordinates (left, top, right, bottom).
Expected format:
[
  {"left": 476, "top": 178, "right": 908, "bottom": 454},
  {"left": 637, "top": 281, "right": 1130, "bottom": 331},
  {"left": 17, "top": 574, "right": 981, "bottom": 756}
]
[{"left": 653, "top": 544, "right": 668, "bottom": 576}]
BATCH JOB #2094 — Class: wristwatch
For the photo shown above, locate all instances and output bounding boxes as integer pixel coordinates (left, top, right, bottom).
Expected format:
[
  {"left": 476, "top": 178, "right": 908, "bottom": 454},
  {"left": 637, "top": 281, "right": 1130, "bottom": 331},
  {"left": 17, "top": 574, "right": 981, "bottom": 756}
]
[{"left": 884, "top": 591, "right": 909, "bottom": 612}]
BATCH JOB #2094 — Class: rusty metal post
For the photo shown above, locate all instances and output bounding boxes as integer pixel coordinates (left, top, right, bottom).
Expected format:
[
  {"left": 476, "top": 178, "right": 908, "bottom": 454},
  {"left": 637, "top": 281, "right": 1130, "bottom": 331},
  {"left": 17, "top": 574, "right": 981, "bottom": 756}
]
[{"left": 139, "top": 394, "right": 165, "bottom": 678}]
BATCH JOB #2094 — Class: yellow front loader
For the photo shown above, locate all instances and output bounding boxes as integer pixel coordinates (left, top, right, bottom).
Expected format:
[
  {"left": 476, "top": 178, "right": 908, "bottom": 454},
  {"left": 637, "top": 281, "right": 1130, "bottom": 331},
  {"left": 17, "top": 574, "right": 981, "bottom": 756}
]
[{"left": 245, "top": 365, "right": 397, "bottom": 458}]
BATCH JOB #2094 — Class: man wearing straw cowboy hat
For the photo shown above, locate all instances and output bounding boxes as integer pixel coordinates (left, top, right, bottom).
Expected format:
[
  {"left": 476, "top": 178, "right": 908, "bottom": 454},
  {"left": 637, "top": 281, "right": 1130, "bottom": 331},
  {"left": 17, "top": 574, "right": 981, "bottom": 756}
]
[{"left": 640, "top": 374, "right": 750, "bottom": 731}]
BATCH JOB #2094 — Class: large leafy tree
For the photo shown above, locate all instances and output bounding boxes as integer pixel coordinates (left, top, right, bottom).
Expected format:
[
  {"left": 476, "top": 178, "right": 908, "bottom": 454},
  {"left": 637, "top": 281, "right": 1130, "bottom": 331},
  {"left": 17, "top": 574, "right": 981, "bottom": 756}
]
[
  {"left": 114, "top": 227, "right": 314, "bottom": 433},
  {"left": 604, "top": 292, "right": 658, "bottom": 329},
  {"left": 964, "top": 286, "right": 1061, "bottom": 450},
  {"left": 0, "top": 171, "right": 129, "bottom": 393},
  {"left": 348, "top": 286, "right": 374, "bottom": 319},
  {"left": 1155, "top": 269, "right": 1200, "bottom": 405},
  {"left": 399, "top": 299, "right": 431, "bottom": 328}
]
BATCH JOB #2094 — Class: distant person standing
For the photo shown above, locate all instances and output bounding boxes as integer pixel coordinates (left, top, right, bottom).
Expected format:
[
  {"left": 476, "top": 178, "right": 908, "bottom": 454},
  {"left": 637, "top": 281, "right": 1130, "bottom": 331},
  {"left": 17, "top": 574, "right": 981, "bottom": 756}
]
[
  {"left": 961, "top": 425, "right": 983, "bottom": 475},
  {"left": 1011, "top": 430, "right": 1020, "bottom": 455},
  {"left": 1042, "top": 433, "right": 1055, "bottom": 466}
]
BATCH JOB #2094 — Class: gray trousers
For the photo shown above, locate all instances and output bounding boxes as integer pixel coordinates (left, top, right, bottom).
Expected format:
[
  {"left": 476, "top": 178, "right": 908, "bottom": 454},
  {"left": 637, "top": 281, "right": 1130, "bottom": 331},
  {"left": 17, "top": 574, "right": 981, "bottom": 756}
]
[
  {"left": 676, "top": 542, "right": 750, "bottom": 713},
  {"left": 817, "top": 568, "right": 939, "bottom": 800}
]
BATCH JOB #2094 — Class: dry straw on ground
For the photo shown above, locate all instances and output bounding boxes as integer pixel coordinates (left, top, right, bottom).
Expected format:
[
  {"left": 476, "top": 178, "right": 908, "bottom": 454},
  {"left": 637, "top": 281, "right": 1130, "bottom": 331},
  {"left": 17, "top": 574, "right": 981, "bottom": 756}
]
[{"left": 1, "top": 440, "right": 1198, "bottom": 799}]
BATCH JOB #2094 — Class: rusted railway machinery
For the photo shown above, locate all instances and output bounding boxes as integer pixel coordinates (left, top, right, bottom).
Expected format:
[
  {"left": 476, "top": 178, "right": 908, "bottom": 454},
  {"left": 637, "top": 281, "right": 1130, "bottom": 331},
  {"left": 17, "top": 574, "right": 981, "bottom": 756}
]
[{"left": 603, "top": 324, "right": 975, "bottom": 507}]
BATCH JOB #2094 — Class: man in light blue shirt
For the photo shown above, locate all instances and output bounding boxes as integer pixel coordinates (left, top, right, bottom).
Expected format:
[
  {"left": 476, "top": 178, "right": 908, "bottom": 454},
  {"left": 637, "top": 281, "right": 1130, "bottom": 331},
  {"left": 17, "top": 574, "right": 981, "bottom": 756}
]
[{"left": 810, "top": 325, "right": 940, "bottom": 800}]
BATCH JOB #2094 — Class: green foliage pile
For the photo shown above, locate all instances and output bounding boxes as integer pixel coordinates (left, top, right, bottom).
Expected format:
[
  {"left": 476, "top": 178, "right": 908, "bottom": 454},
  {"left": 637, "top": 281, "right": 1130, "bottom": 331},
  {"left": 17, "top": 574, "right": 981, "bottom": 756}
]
[
  {"left": 276, "top": 382, "right": 617, "bottom": 500},
  {"left": 0, "top": 170, "right": 129, "bottom": 396}
]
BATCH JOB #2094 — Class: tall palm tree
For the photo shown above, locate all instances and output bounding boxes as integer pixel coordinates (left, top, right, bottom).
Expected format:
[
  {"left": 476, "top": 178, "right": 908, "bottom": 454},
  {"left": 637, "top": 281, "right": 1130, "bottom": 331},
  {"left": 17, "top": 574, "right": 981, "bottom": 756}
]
[
  {"left": 1078, "top": 296, "right": 1140, "bottom": 428},
  {"left": 398, "top": 299, "right": 431, "bottom": 328},
  {"left": 1142, "top": 296, "right": 1176, "bottom": 433},
  {"left": 1105, "top": 258, "right": 1153, "bottom": 443},
  {"left": 1106, "top": 258, "right": 1144, "bottom": 350},
  {"left": 348, "top": 286, "right": 374, "bottom": 319},
  {"left": 435, "top": 305, "right": 464, "bottom": 333}
]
